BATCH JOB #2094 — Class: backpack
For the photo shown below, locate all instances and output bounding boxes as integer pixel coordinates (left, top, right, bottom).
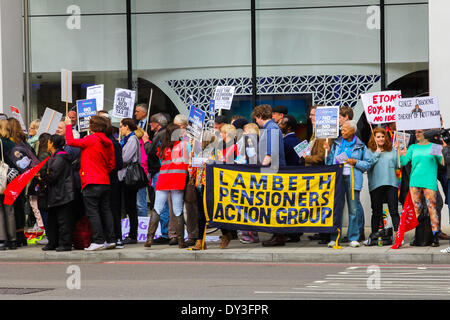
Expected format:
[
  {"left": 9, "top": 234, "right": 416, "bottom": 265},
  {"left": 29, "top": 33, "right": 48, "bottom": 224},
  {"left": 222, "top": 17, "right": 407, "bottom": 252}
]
[
  {"left": 9, "top": 142, "right": 40, "bottom": 173},
  {"left": 72, "top": 215, "right": 92, "bottom": 250},
  {"left": 365, "top": 228, "right": 393, "bottom": 246}
]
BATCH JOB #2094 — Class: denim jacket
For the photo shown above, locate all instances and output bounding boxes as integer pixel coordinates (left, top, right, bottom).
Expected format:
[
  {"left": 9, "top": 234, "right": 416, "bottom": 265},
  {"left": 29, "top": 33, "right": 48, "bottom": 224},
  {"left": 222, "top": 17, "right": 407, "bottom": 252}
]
[{"left": 325, "top": 136, "right": 372, "bottom": 191}]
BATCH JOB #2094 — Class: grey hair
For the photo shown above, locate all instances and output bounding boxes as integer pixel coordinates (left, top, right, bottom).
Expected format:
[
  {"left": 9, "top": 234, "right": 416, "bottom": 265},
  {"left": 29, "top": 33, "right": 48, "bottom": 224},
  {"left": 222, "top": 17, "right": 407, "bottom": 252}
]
[
  {"left": 135, "top": 103, "right": 148, "bottom": 114},
  {"left": 150, "top": 113, "right": 168, "bottom": 127},
  {"left": 343, "top": 119, "right": 357, "bottom": 131},
  {"left": 173, "top": 114, "right": 188, "bottom": 126}
]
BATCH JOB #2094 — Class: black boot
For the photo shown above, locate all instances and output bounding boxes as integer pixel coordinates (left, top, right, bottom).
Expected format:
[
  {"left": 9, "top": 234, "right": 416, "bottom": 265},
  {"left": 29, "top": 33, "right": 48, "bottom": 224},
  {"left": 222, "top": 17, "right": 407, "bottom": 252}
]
[
  {"left": 432, "top": 232, "right": 440, "bottom": 247},
  {"left": 175, "top": 216, "right": 187, "bottom": 249},
  {"left": 144, "top": 210, "right": 160, "bottom": 248}
]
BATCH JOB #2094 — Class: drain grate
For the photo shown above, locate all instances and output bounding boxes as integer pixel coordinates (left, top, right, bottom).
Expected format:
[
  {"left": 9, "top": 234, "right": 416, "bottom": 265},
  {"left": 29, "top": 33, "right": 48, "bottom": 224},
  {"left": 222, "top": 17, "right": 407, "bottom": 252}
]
[{"left": 0, "top": 288, "right": 54, "bottom": 295}]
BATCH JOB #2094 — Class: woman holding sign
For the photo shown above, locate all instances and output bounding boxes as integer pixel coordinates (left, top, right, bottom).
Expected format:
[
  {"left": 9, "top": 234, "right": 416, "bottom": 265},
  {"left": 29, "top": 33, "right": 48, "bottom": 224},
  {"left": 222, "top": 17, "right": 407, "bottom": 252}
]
[
  {"left": 366, "top": 127, "right": 400, "bottom": 235},
  {"left": 324, "top": 120, "right": 372, "bottom": 248},
  {"left": 399, "top": 129, "right": 444, "bottom": 247}
]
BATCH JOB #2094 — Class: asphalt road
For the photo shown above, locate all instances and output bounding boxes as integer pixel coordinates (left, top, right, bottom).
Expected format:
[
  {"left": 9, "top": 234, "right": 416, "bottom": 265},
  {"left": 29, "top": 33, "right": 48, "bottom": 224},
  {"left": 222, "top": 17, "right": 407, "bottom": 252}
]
[{"left": 1, "top": 261, "right": 450, "bottom": 301}]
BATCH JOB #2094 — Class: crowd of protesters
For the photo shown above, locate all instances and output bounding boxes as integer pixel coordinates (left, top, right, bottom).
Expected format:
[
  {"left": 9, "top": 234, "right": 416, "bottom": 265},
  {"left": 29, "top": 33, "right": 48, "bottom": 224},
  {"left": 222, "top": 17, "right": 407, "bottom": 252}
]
[{"left": 1, "top": 101, "right": 450, "bottom": 253}]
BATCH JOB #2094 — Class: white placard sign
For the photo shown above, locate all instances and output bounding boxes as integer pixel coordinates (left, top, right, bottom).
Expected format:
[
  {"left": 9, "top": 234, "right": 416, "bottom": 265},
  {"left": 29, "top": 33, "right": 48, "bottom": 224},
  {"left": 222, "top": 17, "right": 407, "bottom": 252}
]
[
  {"left": 86, "top": 84, "right": 104, "bottom": 111},
  {"left": 112, "top": 88, "right": 136, "bottom": 119},
  {"left": 37, "top": 107, "right": 63, "bottom": 136},
  {"left": 395, "top": 96, "right": 441, "bottom": 131},
  {"left": 213, "top": 86, "right": 235, "bottom": 110},
  {"left": 315, "top": 106, "right": 339, "bottom": 139},
  {"left": 361, "top": 91, "right": 402, "bottom": 124},
  {"left": 61, "top": 69, "right": 72, "bottom": 103}
]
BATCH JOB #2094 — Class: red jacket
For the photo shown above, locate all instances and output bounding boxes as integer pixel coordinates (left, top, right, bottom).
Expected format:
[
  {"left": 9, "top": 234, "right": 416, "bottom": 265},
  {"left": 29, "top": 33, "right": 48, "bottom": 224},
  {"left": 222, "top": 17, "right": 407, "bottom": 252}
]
[
  {"left": 65, "top": 125, "right": 115, "bottom": 189},
  {"left": 155, "top": 141, "right": 189, "bottom": 191}
]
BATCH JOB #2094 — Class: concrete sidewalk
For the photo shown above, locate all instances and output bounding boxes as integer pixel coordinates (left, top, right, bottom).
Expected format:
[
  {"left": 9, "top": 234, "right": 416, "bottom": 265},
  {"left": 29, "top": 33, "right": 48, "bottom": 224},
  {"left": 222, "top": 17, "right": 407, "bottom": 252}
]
[{"left": 2, "top": 230, "right": 450, "bottom": 265}]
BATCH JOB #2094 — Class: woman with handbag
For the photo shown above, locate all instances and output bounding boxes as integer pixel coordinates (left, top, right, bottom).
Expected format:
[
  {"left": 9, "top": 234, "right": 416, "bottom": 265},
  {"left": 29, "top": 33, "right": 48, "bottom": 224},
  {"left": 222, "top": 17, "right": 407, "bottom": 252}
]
[
  {"left": 65, "top": 115, "right": 117, "bottom": 251},
  {"left": 117, "top": 118, "right": 141, "bottom": 245},
  {"left": 0, "top": 120, "right": 17, "bottom": 250},
  {"left": 144, "top": 123, "right": 189, "bottom": 249}
]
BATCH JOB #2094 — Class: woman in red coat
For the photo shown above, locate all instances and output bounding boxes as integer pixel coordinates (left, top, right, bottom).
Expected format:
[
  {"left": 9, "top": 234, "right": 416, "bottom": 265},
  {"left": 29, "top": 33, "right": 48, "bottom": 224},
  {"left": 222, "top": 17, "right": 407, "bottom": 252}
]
[
  {"left": 144, "top": 123, "right": 189, "bottom": 249},
  {"left": 65, "top": 115, "right": 116, "bottom": 251}
]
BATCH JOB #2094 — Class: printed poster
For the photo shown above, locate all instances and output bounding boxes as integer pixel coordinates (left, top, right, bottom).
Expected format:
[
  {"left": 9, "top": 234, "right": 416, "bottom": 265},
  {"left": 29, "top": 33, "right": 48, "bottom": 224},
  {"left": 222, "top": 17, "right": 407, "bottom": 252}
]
[
  {"left": 395, "top": 96, "right": 440, "bottom": 131},
  {"left": 112, "top": 88, "right": 136, "bottom": 119}
]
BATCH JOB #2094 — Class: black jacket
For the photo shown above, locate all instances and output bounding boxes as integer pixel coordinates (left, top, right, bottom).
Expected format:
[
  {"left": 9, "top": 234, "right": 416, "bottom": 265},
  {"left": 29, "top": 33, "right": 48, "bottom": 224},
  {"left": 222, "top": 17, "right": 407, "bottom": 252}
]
[
  {"left": 145, "top": 127, "right": 166, "bottom": 176},
  {"left": 45, "top": 149, "right": 75, "bottom": 208},
  {"left": 109, "top": 135, "right": 123, "bottom": 184}
]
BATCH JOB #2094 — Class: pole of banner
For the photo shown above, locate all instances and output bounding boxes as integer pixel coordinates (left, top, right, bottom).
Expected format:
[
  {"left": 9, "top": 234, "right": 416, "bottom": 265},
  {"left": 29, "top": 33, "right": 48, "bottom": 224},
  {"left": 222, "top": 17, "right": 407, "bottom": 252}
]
[
  {"left": 325, "top": 138, "right": 328, "bottom": 159},
  {"left": 396, "top": 131, "right": 401, "bottom": 168},
  {"left": 145, "top": 88, "right": 153, "bottom": 133},
  {"left": 65, "top": 70, "right": 69, "bottom": 116}
]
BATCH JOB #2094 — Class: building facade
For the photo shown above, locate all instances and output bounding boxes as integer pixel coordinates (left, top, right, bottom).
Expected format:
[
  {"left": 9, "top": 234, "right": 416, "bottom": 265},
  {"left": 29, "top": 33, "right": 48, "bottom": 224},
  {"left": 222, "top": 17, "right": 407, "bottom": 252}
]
[{"left": 0, "top": 0, "right": 448, "bottom": 227}]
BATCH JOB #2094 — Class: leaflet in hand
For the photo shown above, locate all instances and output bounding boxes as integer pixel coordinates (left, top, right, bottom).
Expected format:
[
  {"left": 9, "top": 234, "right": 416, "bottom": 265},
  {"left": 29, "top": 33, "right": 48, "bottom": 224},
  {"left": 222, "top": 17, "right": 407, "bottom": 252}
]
[
  {"left": 430, "top": 143, "right": 443, "bottom": 156},
  {"left": 394, "top": 131, "right": 411, "bottom": 150},
  {"left": 335, "top": 152, "right": 349, "bottom": 164},
  {"left": 294, "top": 140, "right": 311, "bottom": 158}
]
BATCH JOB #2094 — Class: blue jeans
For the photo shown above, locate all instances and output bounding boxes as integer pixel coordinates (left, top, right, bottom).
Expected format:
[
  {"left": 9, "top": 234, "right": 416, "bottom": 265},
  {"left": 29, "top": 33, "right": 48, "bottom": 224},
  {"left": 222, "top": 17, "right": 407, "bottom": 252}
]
[
  {"left": 331, "top": 175, "right": 360, "bottom": 242},
  {"left": 154, "top": 190, "right": 184, "bottom": 217},
  {"left": 152, "top": 173, "right": 169, "bottom": 238},
  {"left": 137, "top": 187, "right": 148, "bottom": 217},
  {"left": 357, "top": 200, "right": 365, "bottom": 236}
]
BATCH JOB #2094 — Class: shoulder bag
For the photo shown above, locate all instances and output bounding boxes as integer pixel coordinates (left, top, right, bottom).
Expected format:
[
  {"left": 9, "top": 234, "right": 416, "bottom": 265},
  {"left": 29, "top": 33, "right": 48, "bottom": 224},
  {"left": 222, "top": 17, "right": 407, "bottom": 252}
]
[{"left": 124, "top": 137, "right": 148, "bottom": 189}]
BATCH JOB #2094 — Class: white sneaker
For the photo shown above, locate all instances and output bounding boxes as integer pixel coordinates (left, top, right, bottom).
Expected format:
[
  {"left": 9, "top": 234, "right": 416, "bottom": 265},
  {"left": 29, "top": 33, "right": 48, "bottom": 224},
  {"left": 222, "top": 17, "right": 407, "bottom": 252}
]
[
  {"left": 36, "top": 236, "right": 48, "bottom": 245},
  {"left": 116, "top": 240, "right": 124, "bottom": 249},
  {"left": 327, "top": 241, "right": 336, "bottom": 248},
  {"left": 103, "top": 242, "right": 116, "bottom": 250},
  {"left": 350, "top": 241, "right": 360, "bottom": 248},
  {"left": 440, "top": 247, "right": 450, "bottom": 253},
  {"left": 84, "top": 243, "right": 105, "bottom": 251}
]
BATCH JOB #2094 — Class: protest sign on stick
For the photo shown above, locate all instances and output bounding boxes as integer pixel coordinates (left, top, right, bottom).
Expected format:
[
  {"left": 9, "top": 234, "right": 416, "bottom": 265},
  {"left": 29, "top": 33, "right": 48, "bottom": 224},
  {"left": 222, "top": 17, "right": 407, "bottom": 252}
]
[
  {"left": 10, "top": 106, "right": 27, "bottom": 133},
  {"left": 187, "top": 105, "right": 206, "bottom": 141},
  {"left": 61, "top": 69, "right": 72, "bottom": 115},
  {"left": 214, "top": 86, "right": 235, "bottom": 111},
  {"left": 76, "top": 99, "right": 97, "bottom": 132},
  {"left": 37, "top": 108, "right": 62, "bottom": 137},
  {"left": 361, "top": 91, "right": 402, "bottom": 125},
  {"left": 86, "top": 84, "right": 104, "bottom": 111},
  {"left": 112, "top": 88, "right": 136, "bottom": 119},
  {"left": 395, "top": 96, "right": 441, "bottom": 131},
  {"left": 315, "top": 106, "right": 339, "bottom": 158}
]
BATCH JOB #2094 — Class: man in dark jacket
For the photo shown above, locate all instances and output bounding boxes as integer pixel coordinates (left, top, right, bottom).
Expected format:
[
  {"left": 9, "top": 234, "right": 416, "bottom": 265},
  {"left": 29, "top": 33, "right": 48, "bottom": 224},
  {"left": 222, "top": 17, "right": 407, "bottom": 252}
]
[{"left": 279, "top": 115, "right": 301, "bottom": 166}]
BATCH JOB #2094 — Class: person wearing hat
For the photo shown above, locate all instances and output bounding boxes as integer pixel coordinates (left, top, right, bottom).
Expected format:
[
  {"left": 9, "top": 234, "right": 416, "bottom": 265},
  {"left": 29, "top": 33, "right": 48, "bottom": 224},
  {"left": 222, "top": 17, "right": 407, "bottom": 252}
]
[{"left": 272, "top": 105, "right": 288, "bottom": 127}]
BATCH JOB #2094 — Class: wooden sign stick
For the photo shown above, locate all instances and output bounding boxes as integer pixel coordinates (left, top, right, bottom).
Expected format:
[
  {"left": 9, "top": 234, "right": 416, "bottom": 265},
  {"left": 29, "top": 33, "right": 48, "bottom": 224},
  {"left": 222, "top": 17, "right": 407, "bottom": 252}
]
[
  {"left": 369, "top": 122, "right": 380, "bottom": 149},
  {"left": 145, "top": 88, "right": 154, "bottom": 133},
  {"left": 396, "top": 131, "right": 401, "bottom": 167},
  {"left": 65, "top": 70, "right": 69, "bottom": 116},
  {"left": 45, "top": 110, "right": 56, "bottom": 133}
]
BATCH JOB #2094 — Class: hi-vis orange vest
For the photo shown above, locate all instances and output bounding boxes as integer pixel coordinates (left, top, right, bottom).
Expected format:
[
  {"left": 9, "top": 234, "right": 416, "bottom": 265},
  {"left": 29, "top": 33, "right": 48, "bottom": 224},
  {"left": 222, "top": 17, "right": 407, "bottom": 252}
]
[{"left": 155, "top": 141, "right": 189, "bottom": 191}]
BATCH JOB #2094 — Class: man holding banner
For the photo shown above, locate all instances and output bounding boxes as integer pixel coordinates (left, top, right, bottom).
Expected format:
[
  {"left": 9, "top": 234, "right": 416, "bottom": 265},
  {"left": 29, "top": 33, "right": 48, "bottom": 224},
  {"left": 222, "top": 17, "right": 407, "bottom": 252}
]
[{"left": 251, "top": 105, "right": 286, "bottom": 246}]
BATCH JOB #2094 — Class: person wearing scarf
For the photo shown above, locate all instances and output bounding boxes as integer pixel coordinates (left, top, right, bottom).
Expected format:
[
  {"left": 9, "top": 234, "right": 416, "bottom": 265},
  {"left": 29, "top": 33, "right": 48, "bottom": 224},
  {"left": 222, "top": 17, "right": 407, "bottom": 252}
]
[{"left": 324, "top": 120, "right": 372, "bottom": 248}]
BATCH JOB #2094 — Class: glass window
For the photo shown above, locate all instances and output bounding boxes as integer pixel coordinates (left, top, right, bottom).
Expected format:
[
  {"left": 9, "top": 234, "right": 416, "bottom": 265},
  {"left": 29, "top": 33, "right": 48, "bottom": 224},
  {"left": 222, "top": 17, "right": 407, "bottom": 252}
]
[
  {"left": 256, "top": 4, "right": 381, "bottom": 139},
  {"left": 133, "top": 8, "right": 252, "bottom": 126},
  {"left": 27, "top": 2, "right": 127, "bottom": 121},
  {"left": 385, "top": 3, "right": 429, "bottom": 97},
  {"left": 29, "top": 0, "right": 125, "bottom": 15}
]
